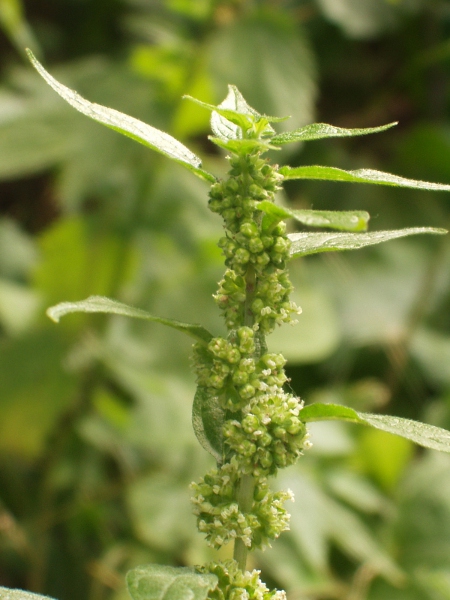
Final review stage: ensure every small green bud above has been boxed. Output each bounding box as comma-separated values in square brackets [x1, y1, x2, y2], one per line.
[239, 383, 256, 400]
[222, 208, 236, 222]
[251, 298, 264, 314]
[232, 369, 249, 386]
[272, 222, 286, 235]
[235, 248, 251, 264]
[255, 252, 270, 267]
[248, 237, 264, 253]
[226, 178, 240, 193]
[242, 414, 259, 433]
[261, 235, 274, 249]
[240, 221, 259, 238]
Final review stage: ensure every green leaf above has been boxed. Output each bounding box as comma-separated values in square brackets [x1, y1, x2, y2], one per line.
[279, 164, 450, 191]
[301, 403, 450, 453]
[192, 385, 224, 464]
[208, 136, 277, 155]
[257, 200, 370, 232]
[0, 588, 56, 600]
[127, 565, 217, 600]
[271, 121, 397, 145]
[47, 295, 214, 344]
[26, 49, 215, 183]
[185, 85, 285, 140]
[288, 227, 447, 258]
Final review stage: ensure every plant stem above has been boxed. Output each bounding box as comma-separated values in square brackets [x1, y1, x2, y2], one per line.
[233, 473, 255, 570]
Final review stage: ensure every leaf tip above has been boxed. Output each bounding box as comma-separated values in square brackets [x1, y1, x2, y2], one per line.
[46, 306, 61, 323]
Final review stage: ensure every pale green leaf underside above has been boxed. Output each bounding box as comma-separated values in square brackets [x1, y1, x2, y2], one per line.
[0, 589, 56, 600]
[127, 565, 218, 600]
[288, 227, 447, 258]
[47, 295, 213, 344]
[192, 385, 224, 464]
[257, 200, 369, 232]
[271, 121, 397, 145]
[26, 50, 215, 183]
[279, 165, 450, 191]
[301, 403, 450, 453]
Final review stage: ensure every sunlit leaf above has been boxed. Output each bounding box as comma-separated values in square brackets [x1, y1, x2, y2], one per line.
[47, 295, 214, 344]
[288, 227, 447, 258]
[271, 121, 397, 145]
[127, 565, 217, 600]
[0, 588, 56, 600]
[192, 385, 224, 464]
[26, 49, 215, 182]
[279, 164, 450, 191]
[257, 200, 369, 232]
[301, 403, 450, 453]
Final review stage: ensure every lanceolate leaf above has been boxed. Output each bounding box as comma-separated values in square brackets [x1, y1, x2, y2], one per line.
[47, 296, 214, 344]
[26, 50, 215, 183]
[192, 385, 224, 464]
[300, 404, 450, 453]
[279, 165, 450, 191]
[271, 121, 397, 145]
[257, 200, 370, 232]
[127, 565, 218, 600]
[288, 227, 447, 258]
[0, 589, 56, 600]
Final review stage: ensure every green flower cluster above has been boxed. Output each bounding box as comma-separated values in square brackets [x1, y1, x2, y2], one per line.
[197, 560, 286, 600]
[191, 458, 293, 550]
[191, 142, 310, 557]
[210, 152, 301, 334]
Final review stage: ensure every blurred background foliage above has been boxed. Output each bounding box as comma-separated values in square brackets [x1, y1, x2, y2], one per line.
[1, 1, 450, 599]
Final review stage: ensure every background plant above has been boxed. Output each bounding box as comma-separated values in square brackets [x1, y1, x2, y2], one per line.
[1, 2, 450, 600]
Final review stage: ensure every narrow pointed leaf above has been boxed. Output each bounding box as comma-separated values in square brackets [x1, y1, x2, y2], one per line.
[192, 385, 224, 464]
[47, 295, 213, 344]
[127, 565, 218, 600]
[279, 164, 450, 191]
[26, 49, 215, 183]
[288, 227, 447, 258]
[257, 200, 369, 232]
[0, 589, 56, 600]
[271, 121, 397, 145]
[301, 403, 450, 453]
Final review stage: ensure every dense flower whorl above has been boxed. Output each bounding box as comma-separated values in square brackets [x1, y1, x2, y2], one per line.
[197, 560, 286, 600]
[191, 459, 294, 550]
[224, 391, 310, 478]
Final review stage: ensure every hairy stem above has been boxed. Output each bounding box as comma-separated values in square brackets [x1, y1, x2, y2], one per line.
[233, 474, 255, 570]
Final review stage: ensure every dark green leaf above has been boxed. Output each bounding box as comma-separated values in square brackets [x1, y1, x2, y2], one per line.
[301, 404, 450, 453]
[26, 50, 215, 183]
[192, 385, 224, 463]
[47, 295, 214, 344]
[257, 200, 370, 232]
[0, 588, 56, 600]
[279, 164, 450, 191]
[271, 121, 397, 145]
[288, 227, 447, 258]
[127, 565, 217, 600]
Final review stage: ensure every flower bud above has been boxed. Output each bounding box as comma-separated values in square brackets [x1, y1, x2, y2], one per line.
[248, 237, 264, 253]
[240, 221, 259, 238]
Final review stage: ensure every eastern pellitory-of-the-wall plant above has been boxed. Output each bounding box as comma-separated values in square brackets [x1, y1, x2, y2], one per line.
[3, 49, 450, 600]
